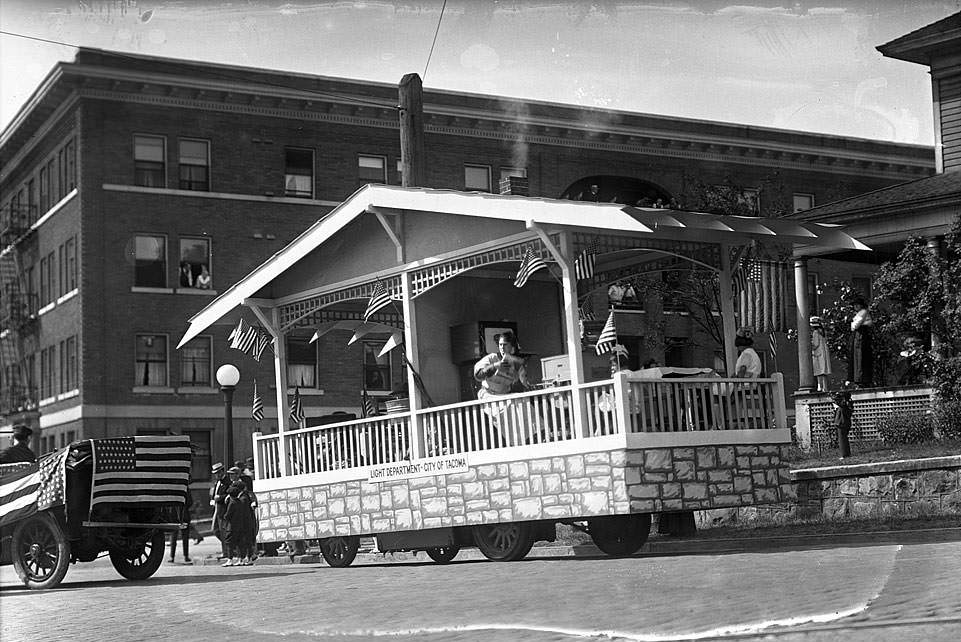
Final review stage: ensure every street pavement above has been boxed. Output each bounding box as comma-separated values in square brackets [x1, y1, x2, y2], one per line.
[2, 533, 960, 641]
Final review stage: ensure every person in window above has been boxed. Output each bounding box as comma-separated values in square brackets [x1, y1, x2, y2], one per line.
[195, 264, 212, 289]
[179, 261, 194, 287]
[846, 297, 873, 388]
[0, 424, 36, 463]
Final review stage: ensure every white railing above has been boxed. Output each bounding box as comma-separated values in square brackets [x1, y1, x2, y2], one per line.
[253, 373, 786, 480]
[620, 374, 786, 433]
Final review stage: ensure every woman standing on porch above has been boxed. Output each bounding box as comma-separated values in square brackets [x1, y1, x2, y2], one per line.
[473, 330, 532, 446]
[847, 298, 874, 388]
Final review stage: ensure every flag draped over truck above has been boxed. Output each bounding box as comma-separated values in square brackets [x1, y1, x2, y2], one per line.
[0, 448, 69, 527]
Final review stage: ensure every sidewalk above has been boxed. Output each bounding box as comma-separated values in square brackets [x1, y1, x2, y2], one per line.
[192, 522, 961, 567]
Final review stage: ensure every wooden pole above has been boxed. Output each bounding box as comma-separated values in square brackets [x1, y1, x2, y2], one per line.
[398, 73, 425, 188]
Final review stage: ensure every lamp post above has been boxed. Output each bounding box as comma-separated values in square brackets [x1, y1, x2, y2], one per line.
[216, 364, 240, 467]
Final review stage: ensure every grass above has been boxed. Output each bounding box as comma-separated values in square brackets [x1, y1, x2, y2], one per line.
[783, 438, 961, 469]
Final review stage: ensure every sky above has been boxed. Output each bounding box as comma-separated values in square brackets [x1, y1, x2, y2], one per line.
[1, 1, 959, 144]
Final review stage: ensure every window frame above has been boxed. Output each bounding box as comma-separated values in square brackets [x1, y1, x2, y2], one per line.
[286, 334, 317, 388]
[178, 236, 212, 290]
[464, 164, 492, 192]
[179, 335, 213, 387]
[284, 147, 315, 199]
[134, 134, 167, 188]
[178, 138, 210, 191]
[135, 333, 169, 388]
[358, 154, 388, 185]
[793, 193, 814, 213]
[134, 234, 168, 288]
[362, 340, 393, 393]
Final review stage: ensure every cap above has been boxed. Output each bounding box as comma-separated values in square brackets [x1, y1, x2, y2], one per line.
[211, 462, 224, 474]
[227, 466, 241, 474]
[12, 424, 32, 440]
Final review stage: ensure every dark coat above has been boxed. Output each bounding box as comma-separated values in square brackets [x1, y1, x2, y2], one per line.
[223, 494, 253, 546]
[0, 442, 37, 464]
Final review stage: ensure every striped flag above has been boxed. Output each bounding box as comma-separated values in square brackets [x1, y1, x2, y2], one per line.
[252, 331, 272, 362]
[89, 436, 191, 511]
[364, 281, 392, 322]
[251, 379, 264, 422]
[229, 318, 258, 353]
[362, 391, 378, 418]
[1, 462, 39, 527]
[578, 296, 596, 321]
[289, 386, 305, 426]
[595, 311, 618, 355]
[574, 237, 599, 281]
[769, 331, 778, 364]
[514, 246, 548, 288]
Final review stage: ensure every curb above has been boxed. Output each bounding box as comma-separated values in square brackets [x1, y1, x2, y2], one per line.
[194, 525, 961, 567]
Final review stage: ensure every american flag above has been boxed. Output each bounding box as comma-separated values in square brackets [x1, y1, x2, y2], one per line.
[290, 386, 305, 426]
[0, 449, 69, 527]
[229, 318, 259, 353]
[364, 281, 392, 322]
[769, 331, 779, 364]
[252, 379, 264, 422]
[514, 246, 548, 288]
[251, 331, 272, 362]
[362, 391, 378, 418]
[595, 311, 618, 355]
[89, 436, 190, 511]
[578, 296, 596, 321]
[574, 237, 599, 281]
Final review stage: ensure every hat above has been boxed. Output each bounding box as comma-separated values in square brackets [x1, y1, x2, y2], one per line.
[227, 466, 241, 474]
[211, 462, 224, 475]
[12, 424, 32, 440]
[809, 316, 822, 325]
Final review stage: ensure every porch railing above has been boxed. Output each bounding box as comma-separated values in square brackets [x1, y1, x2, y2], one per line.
[253, 373, 785, 480]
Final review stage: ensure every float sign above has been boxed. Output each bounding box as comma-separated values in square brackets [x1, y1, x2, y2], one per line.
[368, 454, 469, 482]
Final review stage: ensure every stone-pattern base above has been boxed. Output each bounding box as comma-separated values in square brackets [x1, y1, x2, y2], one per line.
[257, 444, 793, 543]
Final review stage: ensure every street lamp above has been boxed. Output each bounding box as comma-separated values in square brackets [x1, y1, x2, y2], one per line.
[216, 363, 240, 467]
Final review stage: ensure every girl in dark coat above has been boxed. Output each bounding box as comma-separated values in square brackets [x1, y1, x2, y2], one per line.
[221, 481, 253, 566]
[847, 298, 873, 387]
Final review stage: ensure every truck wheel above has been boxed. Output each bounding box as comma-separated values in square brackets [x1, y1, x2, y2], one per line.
[472, 522, 534, 561]
[109, 532, 166, 580]
[589, 514, 652, 557]
[319, 535, 359, 567]
[12, 512, 71, 590]
[425, 546, 460, 564]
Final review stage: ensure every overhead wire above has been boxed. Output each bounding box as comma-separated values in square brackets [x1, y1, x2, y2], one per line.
[422, 0, 447, 82]
[0, 29, 397, 111]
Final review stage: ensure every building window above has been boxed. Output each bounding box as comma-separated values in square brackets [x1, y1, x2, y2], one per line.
[46, 158, 57, 204]
[363, 341, 391, 392]
[59, 337, 77, 393]
[39, 256, 48, 306]
[65, 138, 77, 192]
[26, 179, 36, 225]
[41, 345, 57, 399]
[39, 166, 49, 213]
[182, 429, 212, 483]
[179, 237, 211, 289]
[358, 155, 387, 185]
[500, 167, 527, 180]
[135, 235, 167, 288]
[284, 148, 314, 198]
[793, 193, 814, 213]
[136, 334, 168, 387]
[286, 335, 316, 388]
[180, 336, 212, 387]
[178, 139, 210, 191]
[39, 251, 56, 307]
[464, 164, 491, 192]
[65, 236, 77, 292]
[134, 135, 166, 188]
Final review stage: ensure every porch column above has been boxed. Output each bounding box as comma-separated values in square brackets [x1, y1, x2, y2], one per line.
[253, 306, 291, 476]
[926, 236, 943, 354]
[718, 243, 738, 376]
[401, 270, 426, 458]
[793, 257, 813, 392]
[557, 232, 590, 437]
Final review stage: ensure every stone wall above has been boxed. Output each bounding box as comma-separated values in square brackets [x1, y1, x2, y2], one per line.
[257, 443, 793, 543]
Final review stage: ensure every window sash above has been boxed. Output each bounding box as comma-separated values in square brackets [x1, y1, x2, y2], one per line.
[135, 235, 167, 288]
[464, 165, 491, 192]
[285, 149, 314, 198]
[180, 336, 211, 386]
[179, 238, 211, 289]
[286, 335, 317, 388]
[358, 155, 387, 184]
[135, 136, 166, 187]
[363, 341, 392, 392]
[793, 193, 814, 212]
[135, 334, 168, 387]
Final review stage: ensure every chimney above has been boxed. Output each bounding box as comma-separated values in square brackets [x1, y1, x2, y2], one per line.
[499, 176, 529, 196]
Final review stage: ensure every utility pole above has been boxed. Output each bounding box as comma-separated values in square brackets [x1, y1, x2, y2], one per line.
[398, 73, 425, 188]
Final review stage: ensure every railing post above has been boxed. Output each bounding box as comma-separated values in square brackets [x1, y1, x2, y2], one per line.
[773, 372, 788, 431]
[252, 431, 262, 479]
[613, 371, 632, 435]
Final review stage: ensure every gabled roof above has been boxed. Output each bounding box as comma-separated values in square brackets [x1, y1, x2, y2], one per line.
[178, 185, 869, 347]
[792, 171, 961, 222]
[877, 11, 961, 65]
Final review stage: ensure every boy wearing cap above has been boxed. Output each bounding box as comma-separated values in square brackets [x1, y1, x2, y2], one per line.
[0, 424, 37, 463]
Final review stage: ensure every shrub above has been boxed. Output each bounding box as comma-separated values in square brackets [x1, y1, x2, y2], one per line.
[934, 400, 961, 441]
[875, 412, 934, 445]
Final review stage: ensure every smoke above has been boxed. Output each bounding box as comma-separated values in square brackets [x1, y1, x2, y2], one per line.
[498, 98, 530, 171]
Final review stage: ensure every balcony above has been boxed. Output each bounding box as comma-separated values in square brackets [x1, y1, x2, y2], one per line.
[0, 202, 36, 247]
[0, 290, 38, 333]
[0, 384, 39, 416]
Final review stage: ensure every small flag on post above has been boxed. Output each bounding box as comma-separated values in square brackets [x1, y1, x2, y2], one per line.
[362, 391, 378, 418]
[364, 281, 392, 322]
[289, 386, 304, 426]
[514, 246, 548, 288]
[574, 237, 599, 281]
[252, 331, 272, 362]
[251, 380, 264, 422]
[595, 311, 617, 355]
[769, 331, 778, 364]
[578, 296, 596, 321]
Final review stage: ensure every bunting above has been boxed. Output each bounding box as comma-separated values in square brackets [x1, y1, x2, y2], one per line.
[364, 281, 392, 322]
[595, 311, 617, 355]
[289, 386, 305, 426]
[514, 246, 548, 288]
[252, 379, 264, 422]
[574, 237, 599, 281]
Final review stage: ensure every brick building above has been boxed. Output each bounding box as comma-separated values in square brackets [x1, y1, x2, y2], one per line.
[0, 48, 933, 485]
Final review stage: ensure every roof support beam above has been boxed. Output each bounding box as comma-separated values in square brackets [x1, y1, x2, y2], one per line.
[369, 207, 404, 263]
